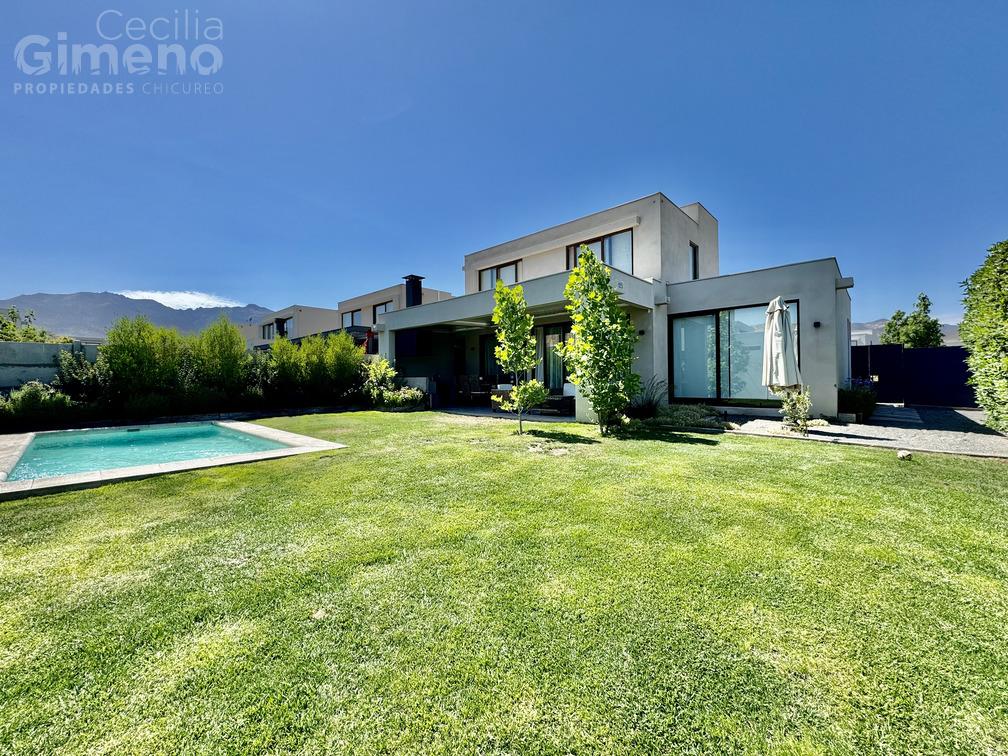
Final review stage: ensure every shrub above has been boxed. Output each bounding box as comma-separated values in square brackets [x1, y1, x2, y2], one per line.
[378, 385, 427, 410]
[961, 240, 1008, 432]
[268, 337, 304, 403]
[0, 381, 75, 429]
[195, 317, 249, 396]
[363, 357, 398, 404]
[101, 317, 185, 402]
[779, 387, 812, 436]
[626, 376, 667, 420]
[5, 317, 368, 428]
[53, 350, 108, 404]
[838, 379, 877, 421]
[363, 357, 426, 410]
[300, 332, 364, 403]
[246, 349, 274, 401]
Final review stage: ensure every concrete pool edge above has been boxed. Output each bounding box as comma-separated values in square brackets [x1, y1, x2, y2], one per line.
[0, 420, 345, 501]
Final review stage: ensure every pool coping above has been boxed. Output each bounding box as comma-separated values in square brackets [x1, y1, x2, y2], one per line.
[0, 420, 345, 501]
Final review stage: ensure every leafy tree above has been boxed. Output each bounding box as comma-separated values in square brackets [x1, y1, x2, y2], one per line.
[54, 350, 109, 404]
[268, 337, 305, 401]
[556, 245, 640, 435]
[880, 293, 943, 348]
[101, 317, 185, 402]
[0, 307, 69, 343]
[196, 317, 249, 396]
[300, 332, 365, 402]
[491, 278, 544, 433]
[961, 240, 1008, 432]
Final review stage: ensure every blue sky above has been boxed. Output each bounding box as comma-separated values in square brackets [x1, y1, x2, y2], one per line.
[2, 1, 1005, 322]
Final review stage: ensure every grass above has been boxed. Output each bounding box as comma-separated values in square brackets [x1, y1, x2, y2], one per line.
[1, 411, 1006, 754]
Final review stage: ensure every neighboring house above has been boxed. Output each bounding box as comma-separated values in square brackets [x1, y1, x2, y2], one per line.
[241, 282, 453, 353]
[335, 278, 453, 354]
[240, 305, 343, 350]
[379, 192, 853, 418]
[851, 329, 874, 347]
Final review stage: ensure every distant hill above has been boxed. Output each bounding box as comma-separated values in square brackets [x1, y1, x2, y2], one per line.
[0, 292, 272, 340]
[852, 319, 961, 346]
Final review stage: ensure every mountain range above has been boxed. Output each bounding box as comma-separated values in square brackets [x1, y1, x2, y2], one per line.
[0, 292, 273, 340]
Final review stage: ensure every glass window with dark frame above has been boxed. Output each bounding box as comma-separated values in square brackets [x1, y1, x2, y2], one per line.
[373, 301, 393, 320]
[262, 323, 274, 340]
[671, 302, 799, 401]
[478, 261, 519, 291]
[342, 310, 362, 329]
[690, 242, 700, 280]
[566, 228, 633, 273]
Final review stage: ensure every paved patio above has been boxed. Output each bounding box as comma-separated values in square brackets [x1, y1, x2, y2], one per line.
[728, 405, 1008, 459]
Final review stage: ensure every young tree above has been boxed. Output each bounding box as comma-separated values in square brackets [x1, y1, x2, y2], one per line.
[491, 278, 547, 434]
[556, 245, 640, 435]
[961, 240, 1008, 432]
[880, 293, 943, 348]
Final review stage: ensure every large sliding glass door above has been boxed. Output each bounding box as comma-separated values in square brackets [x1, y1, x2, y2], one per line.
[671, 302, 799, 401]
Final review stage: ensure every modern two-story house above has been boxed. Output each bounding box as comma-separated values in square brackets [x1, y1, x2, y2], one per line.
[378, 192, 853, 419]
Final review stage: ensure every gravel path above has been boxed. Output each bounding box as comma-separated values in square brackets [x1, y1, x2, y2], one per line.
[728, 406, 1008, 459]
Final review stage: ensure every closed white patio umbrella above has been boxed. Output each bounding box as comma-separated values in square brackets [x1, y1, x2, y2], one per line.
[762, 296, 801, 392]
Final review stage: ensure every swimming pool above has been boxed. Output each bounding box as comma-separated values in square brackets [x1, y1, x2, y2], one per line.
[6, 422, 290, 482]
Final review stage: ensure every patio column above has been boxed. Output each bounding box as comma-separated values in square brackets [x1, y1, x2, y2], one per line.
[379, 327, 395, 364]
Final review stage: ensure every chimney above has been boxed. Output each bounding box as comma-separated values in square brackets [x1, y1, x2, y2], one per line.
[403, 274, 424, 307]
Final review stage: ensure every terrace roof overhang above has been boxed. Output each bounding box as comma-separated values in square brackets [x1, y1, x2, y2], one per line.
[379, 269, 656, 334]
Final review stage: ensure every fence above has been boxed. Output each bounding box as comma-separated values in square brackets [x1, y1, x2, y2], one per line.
[0, 342, 99, 391]
[851, 344, 976, 407]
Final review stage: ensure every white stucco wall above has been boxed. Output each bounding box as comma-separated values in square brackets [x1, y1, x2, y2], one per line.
[461, 194, 666, 294]
[666, 258, 852, 417]
[661, 200, 719, 282]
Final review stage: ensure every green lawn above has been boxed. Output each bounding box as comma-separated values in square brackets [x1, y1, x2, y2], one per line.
[1, 411, 1006, 754]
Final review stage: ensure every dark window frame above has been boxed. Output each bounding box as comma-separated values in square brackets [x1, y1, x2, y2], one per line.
[668, 299, 801, 402]
[566, 227, 634, 273]
[341, 309, 362, 329]
[690, 242, 700, 280]
[372, 301, 393, 321]
[478, 260, 521, 291]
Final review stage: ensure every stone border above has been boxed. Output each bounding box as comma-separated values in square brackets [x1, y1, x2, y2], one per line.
[0, 420, 345, 501]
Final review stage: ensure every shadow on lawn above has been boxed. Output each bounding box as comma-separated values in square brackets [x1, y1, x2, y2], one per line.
[612, 425, 722, 444]
[525, 429, 600, 445]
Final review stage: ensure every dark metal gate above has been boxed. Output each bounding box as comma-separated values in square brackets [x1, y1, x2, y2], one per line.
[851, 345, 976, 408]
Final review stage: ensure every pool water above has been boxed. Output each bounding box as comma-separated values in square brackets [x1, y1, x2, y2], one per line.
[8, 423, 288, 482]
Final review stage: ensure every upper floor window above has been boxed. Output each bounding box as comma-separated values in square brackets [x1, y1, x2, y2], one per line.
[479, 261, 519, 291]
[567, 228, 633, 273]
[262, 323, 275, 340]
[373, 301, 393, 320]
[690, 242, 700, 280]
[342, 309, 362, 329]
